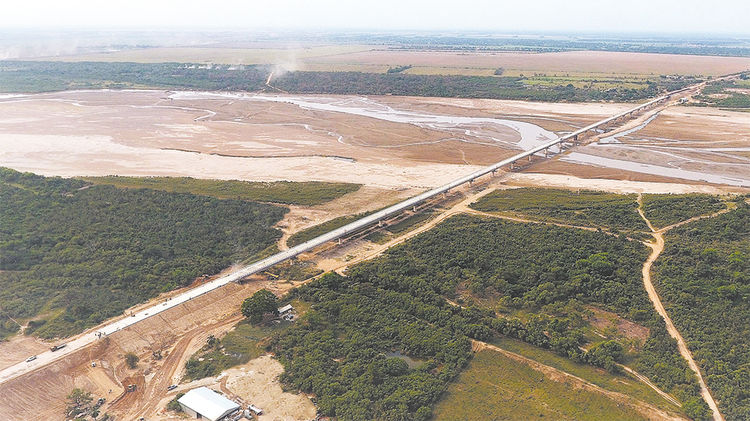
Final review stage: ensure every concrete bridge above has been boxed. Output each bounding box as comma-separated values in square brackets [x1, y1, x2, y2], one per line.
[0, 85, 693, 384]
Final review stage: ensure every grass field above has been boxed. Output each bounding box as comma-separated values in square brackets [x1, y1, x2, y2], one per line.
[79, 176, 361, 206]
[470, 188, 649, 232]
[490, 337, 680, 413]
[433, 349, 649, 421]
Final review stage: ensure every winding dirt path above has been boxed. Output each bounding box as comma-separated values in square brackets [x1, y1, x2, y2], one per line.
[636, 194, 724, 421]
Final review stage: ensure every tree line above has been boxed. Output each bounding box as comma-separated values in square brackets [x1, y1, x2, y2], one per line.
[0, 168, 286, 338]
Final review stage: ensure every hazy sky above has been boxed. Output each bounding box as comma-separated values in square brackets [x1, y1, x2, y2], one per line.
[2, 0, 750, 34]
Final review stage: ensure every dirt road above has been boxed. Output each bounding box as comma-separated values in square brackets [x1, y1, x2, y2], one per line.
[637, 194, 725, 421]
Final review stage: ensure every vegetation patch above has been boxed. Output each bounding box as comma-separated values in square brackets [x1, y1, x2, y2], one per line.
[184, 319, 292, 380]
[286, 214, 363, 247]
[285, 203, 396, 247]
[653, 203, 750, 420]
[491, 336, 678, 412]
[1, 61, 698, 102]
[692, 75, 750, 108]
[432, 349, 648, 421]
[471, 188, 648, 232]
[267, 259, 323, 281]
[272, 272, 473, 421]
[0, 168, 286, 338]
[641, 193, 727, 229]
[80, 176, 360, 206]
[384, 210, 436, 235]
[269, 214, 688, 419]
[273, 71, 697, 103]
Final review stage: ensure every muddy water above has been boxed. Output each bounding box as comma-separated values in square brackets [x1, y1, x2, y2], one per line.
[598, 113, 661, 144]
[564, 152, 750, 186]
[563, 110, 750, 187]
[3, 89, 749, 187]
[168, 92, 559, 151]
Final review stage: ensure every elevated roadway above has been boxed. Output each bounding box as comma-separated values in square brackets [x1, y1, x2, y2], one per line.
[0, 87, 691, 384]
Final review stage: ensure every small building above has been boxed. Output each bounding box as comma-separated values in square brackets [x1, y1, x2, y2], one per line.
[278, 304, 294, 315]
[177, 387, 240, 421]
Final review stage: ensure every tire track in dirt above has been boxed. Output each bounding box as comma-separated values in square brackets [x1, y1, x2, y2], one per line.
[471, 340, 687, 421]
[637, 193, 725, 421]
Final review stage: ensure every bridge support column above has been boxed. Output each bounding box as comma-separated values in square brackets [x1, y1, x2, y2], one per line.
[528, 155, 531, 162]
[378, 220, 383, 227]
[338, 238, 342, 245]
[510, 161, 515, 170]
[413, 205, 417, 212]
[544, 148, 549, 158]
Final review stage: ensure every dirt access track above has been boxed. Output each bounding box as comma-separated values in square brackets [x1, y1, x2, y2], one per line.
[0, 276, 301, 421]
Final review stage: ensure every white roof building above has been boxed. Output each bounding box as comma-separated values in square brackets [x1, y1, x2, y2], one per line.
[278, 304, 294, 314]
[177, 387, 240, 421]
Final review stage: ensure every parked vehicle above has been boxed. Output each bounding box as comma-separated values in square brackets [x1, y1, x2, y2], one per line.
[167, 384, 178, 391]
[25, 355, 37, 362]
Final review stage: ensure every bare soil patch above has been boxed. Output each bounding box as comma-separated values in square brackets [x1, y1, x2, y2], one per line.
[0, 277, 304, 421]
[587, 307, 650, 345]
[222, 356, 316, 421]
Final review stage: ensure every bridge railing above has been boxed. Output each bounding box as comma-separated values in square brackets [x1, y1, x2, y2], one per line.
[224, 88, 687, 283]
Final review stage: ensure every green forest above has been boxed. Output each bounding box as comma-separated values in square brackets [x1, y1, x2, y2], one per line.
[641, 193, 728, 229]
[653, 202, 750, 420]
[0, 168, 286, 338]
[471, 187, 649, 233]
[0, 61, 697, 102]
[270, 214, 706, 420]
[80, 176, 360, 206]
[273, 71, 696, 103]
